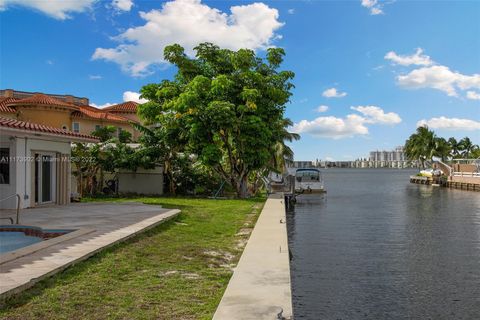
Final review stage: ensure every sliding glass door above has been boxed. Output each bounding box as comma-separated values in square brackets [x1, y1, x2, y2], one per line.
[34, 153, 56, 204]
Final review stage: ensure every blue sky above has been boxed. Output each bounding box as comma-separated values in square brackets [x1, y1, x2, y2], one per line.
[1, 0, 479, 160]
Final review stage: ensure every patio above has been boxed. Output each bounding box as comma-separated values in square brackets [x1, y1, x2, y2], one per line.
[0, 202, 180, 299]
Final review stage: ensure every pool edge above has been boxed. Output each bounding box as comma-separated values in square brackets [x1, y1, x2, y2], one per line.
[0, 228, 96, 265]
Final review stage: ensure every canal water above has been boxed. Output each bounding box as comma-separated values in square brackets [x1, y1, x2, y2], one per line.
[287, 169, 480, 319]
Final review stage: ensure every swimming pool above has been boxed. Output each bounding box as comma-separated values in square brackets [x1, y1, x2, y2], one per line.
[0, 226, 73, 254]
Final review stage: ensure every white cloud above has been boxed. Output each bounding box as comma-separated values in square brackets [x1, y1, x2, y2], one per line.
[385, 48, 433, 66]
[396, 65, 480, 97]
[370, 7, 383, 15]
[417, 117, 480, 131]
[92, 102, 115, 109]
[315, 105, 329, 113]
[291, 114, 369, 139]
[361, 0, 383, 15]
[287, 8, 294, 14]
[111, 0, 133, 11]
[386, 48, 480, 98]
[466, 91, 480, 100]
[91, 91, 147, 108]
[361, 0, 377, 8]
[322, 87, 347, 98]
[350, 106, 401, 124]
[92, 0, 283, 77]
[123, 91, 148, 103]
[89, 75, 103, 80]
[0, 0, 95, 19]
[292, 106, 401, 139]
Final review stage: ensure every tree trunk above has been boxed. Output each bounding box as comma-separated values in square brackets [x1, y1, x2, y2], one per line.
[236, 175, 249, 198]
[169, 175, 176, 195]
[99, 168, 104, 194]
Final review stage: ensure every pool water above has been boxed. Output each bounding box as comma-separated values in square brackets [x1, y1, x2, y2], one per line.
[0, 232, 42, 254]
[0, 226, 73, 254]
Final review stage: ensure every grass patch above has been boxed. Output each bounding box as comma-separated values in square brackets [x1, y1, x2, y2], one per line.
[0, 197, 265, 320]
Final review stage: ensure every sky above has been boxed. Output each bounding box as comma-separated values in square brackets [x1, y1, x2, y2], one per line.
[1, 0, 479, 161]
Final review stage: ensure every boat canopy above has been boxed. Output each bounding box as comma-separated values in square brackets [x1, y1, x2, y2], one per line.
[295, 168, 322, 182]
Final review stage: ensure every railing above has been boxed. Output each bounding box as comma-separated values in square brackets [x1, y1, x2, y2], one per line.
[451, 158, 480, 165]
[452, 172, 480, 178]
[431, 157, 453, 176]
[0, 194, 21, 224]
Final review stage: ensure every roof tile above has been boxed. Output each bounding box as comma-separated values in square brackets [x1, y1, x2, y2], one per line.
[0, 116, 98, 141]
[0, 97, 18, 113]
[73, 105, 135, 123]
[7, 93, 79, 110]
[102, 101, 139, 113]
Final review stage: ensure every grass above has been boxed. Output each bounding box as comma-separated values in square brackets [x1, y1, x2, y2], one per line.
[0, 197, 264, 320]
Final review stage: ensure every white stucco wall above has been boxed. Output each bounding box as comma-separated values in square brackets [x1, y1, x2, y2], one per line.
[118, 167, 164, 195]
[1, 135, 71, 209]
[0, 136, 17, 209]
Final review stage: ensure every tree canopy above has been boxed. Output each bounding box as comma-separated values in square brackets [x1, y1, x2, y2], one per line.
[404, 126, 479, 168]
[139, 43, 297, 197]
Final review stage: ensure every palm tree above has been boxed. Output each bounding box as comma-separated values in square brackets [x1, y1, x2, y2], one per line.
[448, 137, 461, 158]
[458, 137, 479, 158]
[471, 147, 480, 159]
[433, 137, 452, 161]
[269, 118, 300, 172]
[404, 126, 437, 168]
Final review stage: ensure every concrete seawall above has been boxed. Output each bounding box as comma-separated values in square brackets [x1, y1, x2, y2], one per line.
[213, 194, 293, 320]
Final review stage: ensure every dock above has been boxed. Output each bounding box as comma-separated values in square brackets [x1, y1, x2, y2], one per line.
[212, 194, 292, 320]
[410, 176, 433, 185]
[410, 172, 480, 192]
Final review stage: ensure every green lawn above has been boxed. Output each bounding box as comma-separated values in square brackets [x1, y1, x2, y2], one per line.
[0, 197, 264, 320]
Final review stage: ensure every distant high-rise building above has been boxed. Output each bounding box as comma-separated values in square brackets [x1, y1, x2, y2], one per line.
[369, 146, 405, 162]
[288, 161, 314, 168]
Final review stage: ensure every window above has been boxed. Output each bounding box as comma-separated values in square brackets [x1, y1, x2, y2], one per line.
[0, 148, 10, 184]
[95, 125, 101, 131]
[72, 122, 80, 133]
[117, 127, 122, 137]
[62, 125, 68, 130]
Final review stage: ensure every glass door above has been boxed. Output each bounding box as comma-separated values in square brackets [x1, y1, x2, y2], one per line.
[35, 153, 56, 204]
[41, 155, 52, 202]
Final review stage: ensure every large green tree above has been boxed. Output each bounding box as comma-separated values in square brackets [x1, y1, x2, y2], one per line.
[139, 43, 296, 198]
[404, 126, 454, 167]
[458, 137, 479, 158]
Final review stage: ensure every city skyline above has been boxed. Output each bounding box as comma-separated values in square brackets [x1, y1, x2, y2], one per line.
[1, 0, 479, 160]
[292, 145, 408, 163]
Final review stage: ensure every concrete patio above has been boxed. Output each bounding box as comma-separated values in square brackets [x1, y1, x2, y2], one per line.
[0, 202, 180, 299]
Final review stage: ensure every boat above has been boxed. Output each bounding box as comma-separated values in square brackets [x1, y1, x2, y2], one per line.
[294, 168, 326, 194]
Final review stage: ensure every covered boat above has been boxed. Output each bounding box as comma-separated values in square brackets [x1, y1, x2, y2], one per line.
[295, 168, 325, 194]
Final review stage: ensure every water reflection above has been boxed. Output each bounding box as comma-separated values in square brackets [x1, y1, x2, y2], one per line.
[287, 169, 480, 319]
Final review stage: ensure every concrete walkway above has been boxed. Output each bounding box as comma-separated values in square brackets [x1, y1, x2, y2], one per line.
[0, 202, 180, 299]
[213, 195, 293, 320]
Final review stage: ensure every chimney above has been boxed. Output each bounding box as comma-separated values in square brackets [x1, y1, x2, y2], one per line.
[64, 95, 74, 104]
[3, 89, 14, 98]
[80, 98, 89, 105]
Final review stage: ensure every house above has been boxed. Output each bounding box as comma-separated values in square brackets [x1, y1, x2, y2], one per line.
[0, 89, 141, 140]
[0, 116, 98, 209]
[102, 101, 141, 123]
[1, 90, 164, 200]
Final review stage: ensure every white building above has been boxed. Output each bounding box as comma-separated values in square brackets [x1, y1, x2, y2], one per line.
[288, 161, 314, 169]
[369, 146, 406, 162]
[0, 117, 97, 209]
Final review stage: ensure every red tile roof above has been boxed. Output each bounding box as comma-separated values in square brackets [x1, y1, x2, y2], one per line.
[7, 93, 79, 110]
[0, 97, 18, 113]
[72, 105, 133, 123]
[102, 101, 139, 113]
[0, 116, 98, 141]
